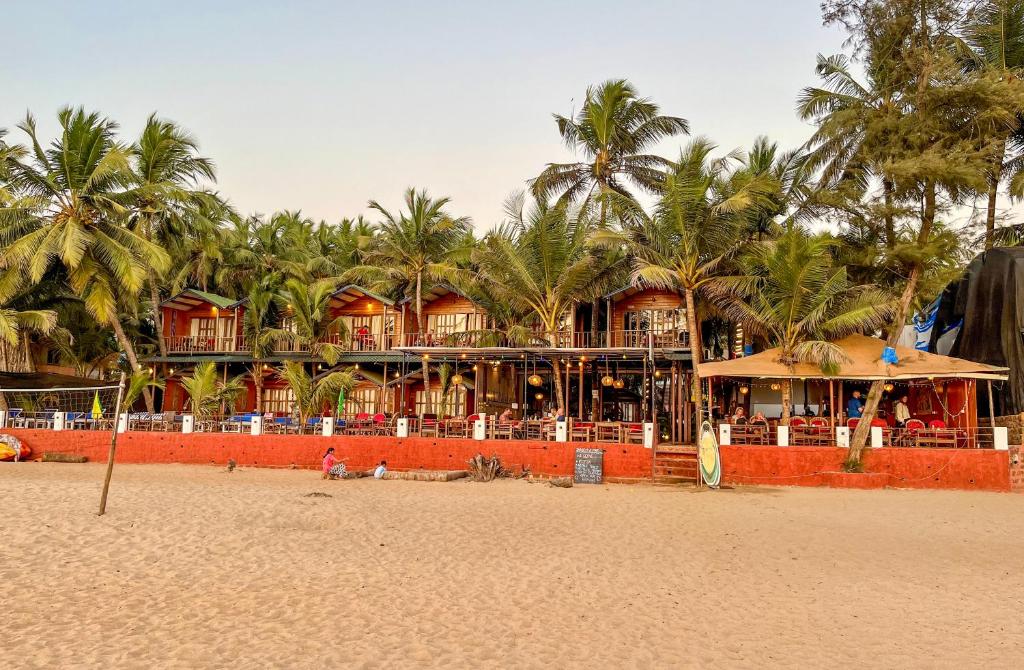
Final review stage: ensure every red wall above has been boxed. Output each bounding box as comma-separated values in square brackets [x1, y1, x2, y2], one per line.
[3, 430, 652, 482]
[720, 445, 1011, 492]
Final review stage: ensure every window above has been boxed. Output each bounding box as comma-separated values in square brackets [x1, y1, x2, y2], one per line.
[190, 318, 216, 339]
[415, 389, 465, 417]
[427, 313, 470, 336]
[345, 387, 394, 415]
[263, 387, 294, 414]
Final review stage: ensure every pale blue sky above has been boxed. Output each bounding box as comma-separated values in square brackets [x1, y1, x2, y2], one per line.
[4, 1, 846, 229]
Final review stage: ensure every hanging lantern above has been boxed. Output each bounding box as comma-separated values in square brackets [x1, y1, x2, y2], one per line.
[534, 392, 544, 400]
[601, 375, 615, 386]
[654, 370, 662, 378]
[883, 382, 894, 393]
[451, 374, 463, 385]
[739, 385, 749, 395]
[770, 382, 781, 391]
[614, 379, 625, 389]
[528, 374, 543, 386]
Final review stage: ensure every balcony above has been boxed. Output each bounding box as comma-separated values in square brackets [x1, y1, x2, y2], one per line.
[161, 332, 397, 355]
[396, 329, 691, 349]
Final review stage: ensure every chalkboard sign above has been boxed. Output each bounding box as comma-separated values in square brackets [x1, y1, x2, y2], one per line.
[574, 447, 604, 484]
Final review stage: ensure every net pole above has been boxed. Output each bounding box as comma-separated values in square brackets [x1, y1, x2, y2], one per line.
[98, 372, 127, 517]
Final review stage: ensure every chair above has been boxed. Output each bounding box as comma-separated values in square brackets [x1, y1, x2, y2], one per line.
[6, 408, 25, 428]
[846, 418, 860, 430]
[790, 417, 807, 427]
[928, 419, 947, 429]
[492, 419, 514, 440]
[622, 423, 644, 444]
[371, 413, 389, 435]
[570, 421, 594, 442]
[420, 414, 439, 438]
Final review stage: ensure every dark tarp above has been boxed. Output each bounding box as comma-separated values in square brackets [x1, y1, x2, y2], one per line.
[931, 247, 1024, 414]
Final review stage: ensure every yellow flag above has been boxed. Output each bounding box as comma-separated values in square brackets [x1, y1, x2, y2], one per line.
[91, 391, 103, 420]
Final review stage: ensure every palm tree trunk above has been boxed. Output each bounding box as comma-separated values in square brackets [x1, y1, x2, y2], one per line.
[849, 181, 936, 460]
[882, 179, 896, 249]
[417, 271, 431, 416]
[684, 288, 704, 420]
[780, 379, 793, 426]
[251, 364, 263, 413]
[551, 357, 565, 414]
[110, 316, 155, 413]
[984, 138, 1006, 249]
[149, 268, 168, 357]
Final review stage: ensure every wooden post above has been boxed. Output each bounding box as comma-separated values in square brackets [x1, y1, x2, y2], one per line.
[98, 372, 127, 516]
[988, 379, 997, 431]
[577, 361, 584, 419]
[829, 379, 835, 430]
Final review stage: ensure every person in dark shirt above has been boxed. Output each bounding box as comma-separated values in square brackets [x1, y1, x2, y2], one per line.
[846, 390, 864, 419]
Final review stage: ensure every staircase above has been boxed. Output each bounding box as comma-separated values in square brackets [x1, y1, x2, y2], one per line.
[653, 445, 699, 485]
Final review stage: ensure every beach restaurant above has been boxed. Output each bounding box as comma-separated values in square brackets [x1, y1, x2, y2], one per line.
[698, 335, 1010, 449]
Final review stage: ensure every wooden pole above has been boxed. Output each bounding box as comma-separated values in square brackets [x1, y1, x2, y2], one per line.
[988, 379, 996, 431]
[98, 372, 127, 516]
[829, 379, 835, 430]
[578, 361, 583, 419]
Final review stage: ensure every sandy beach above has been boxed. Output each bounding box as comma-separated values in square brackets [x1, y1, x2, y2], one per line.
[2, 463, 1023, 669]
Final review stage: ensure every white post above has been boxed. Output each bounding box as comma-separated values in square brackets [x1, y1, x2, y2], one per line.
[994, 426, 1009, 451]
[870, 426, 883, 449]
[182, 414, 195, 434]
[555, 419, 568, 443]
[0, 410, 7, 429]
[719, 423, 732, 446]
[396, 417, 410, 438]
[117, 413, 129, 434]
[835, 426, 850, 449]
[643, 422, 656, 449]
[776, 425, 789, 447]
[473, 413, 487, 440]
[250, 415, 263, 436]
[322, 416, 334, 437]
[53, 411, 66, 431]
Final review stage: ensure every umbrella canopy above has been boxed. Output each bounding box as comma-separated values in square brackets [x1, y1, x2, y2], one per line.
[697, 334, 1009, 381]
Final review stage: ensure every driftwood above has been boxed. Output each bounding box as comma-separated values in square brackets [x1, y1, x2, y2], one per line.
[42, 452, 88, 463]
[226, 459, 237, 472]
[549, 477, 573, 488]
[467, 453, 503, 482]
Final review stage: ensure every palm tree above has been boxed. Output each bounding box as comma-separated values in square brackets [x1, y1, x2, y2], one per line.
[126, 114, 219, 356]
[602, 139, 777, 404]
[276, 360, 355, 425]
[0, 306, 58, 372]
[277, 277, 348, 364]
[532, 79, 688, 210]
[180, 361, 245, 421]
[961, 1, 1024, 247]
[241, 286, 291, 413]
[348, 188, 471, 415]
[713, 227, 894, 425]
[473, 194, 618, 411]
[0, 108, 169, 411]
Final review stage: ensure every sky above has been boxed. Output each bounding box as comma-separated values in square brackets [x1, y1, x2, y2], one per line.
[3, 1, 848, 231]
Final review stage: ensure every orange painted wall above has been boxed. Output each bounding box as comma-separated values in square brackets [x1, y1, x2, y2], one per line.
[719, 445, 1010, 492]
[3, 430, 652, 481]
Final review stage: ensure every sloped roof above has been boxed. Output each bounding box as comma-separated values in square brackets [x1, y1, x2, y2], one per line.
[161, 289, 237, 311]
[697, 334, 1009, 380]
[329, 285, 395, 308]
[396, 284, 479, 306]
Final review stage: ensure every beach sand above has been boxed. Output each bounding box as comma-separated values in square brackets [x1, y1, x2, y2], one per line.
[2, 463, 1023, 669]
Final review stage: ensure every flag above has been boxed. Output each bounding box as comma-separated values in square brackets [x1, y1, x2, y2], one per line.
[91, 391, 103, 420]
[336, 389, 345, 417]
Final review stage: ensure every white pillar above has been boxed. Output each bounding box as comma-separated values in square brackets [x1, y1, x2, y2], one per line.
[0, 410, 7, 429]
[776, 425, 789, 447]
[322, 416, 334, 437]
[555, 419, 568, 442]
[643, 422, 656, 449]
[719, 423, 732, 446]
[117, 413, 129, 434]
[396, 417, 410, 438]
[994, 426, 1009, 451]
[182, 414, 195, 434]
[250, 415, 263, 436]
[870, 426, 883, 449]
[53, 411, 66, 431]
[473, 413, 487, 440]
[836, 426, 850, 449]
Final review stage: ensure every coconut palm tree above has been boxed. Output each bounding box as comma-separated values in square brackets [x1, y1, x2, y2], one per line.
[713, 227, 894, 425]
[0, 108, 169, 411]
[241, 286, 292, 413]
[601, 138, 777, 403]
[276, 360, 355, 425]
[277, 277, 348, 364]
[347, 188, 471, 415]
[961, 0, 1024, 247]
[180, 361, 245, 421]
[126, 114, 219, 356]
[473, 194, 619, 411]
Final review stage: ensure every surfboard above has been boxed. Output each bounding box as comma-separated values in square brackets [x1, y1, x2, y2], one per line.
[698, 420, 721, 488]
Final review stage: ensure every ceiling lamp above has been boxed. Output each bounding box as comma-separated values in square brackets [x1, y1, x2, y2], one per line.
[534, 392, 544, 400]
[451, 374, 463, 385]
[614, 379, 625, 389]
[883, 382, 894, 393]
[770, 382, 781, 391]
[528, 374, 543, 386]
[601, 375, 615, 386]
[739, 385, 749, 395]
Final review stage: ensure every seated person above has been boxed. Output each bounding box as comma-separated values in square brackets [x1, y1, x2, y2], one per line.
[894, 395, 911, 427]
[373, 460, 387, 479]
[750, 411, 768, 426]
[498, 408, 513, 424]
[731, 407, 747, 424]
[554, 407, 566, 422]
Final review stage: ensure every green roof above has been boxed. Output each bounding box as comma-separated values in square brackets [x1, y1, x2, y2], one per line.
[161, 288, 237, 310]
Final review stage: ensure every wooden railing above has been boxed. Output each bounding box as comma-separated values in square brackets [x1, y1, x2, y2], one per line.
[396, 329, 691, 349]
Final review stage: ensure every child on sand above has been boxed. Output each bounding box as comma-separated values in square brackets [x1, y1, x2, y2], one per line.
[374, 460, 387, 479]
[322, 447, 347, 480]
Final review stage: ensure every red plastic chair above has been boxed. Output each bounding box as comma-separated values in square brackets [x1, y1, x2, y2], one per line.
[905, 419, 926, 432]
[847, 418, 860, 430]
[790, 417, 807, 427]
[809, 417, 829, 428]
[928, 419, 947, 429]
[870, 418, 888, 428]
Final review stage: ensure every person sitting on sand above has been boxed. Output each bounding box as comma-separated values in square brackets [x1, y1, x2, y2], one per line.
[374, 460, 387, 479]
[322, 447, 347, 480]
